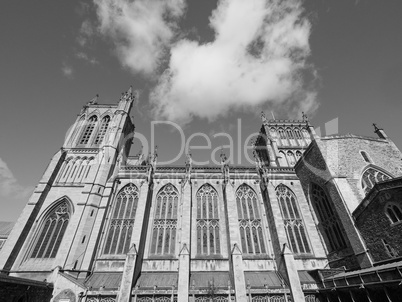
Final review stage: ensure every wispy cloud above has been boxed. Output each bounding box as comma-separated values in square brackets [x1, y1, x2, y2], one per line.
[93, 0, 186, 76]
[62, 63, 74, 78]
[77, 19, 95, 47]
[75, 51, 99, 65]
[0, 158, 32, 201]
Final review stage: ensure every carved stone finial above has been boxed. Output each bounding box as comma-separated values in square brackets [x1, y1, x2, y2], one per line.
[220, 147, 227, 164]
[261, 111, 267, 123]
[87, 94, 99, 105]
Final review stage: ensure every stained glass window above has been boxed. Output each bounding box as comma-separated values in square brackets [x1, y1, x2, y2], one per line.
[236, 184, 266, 254]
[311, 183, 346, 252]
[276, 184, 310, 254]
[196, 184, 220, 255]
[31, 200, 71, 258]
[103, 184, 139, 254]
[150, 184, 178, 255]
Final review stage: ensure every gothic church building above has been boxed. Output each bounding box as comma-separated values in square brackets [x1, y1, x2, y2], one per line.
[1, 88, 402, 302]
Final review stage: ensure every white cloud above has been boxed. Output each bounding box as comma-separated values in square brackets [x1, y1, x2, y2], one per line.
[93, 0, 186, 76]
[62, 63, 74, 78]
[151, 0, 317, 124]
[92, 0, 318, 123]
[0, 158, 32, 200]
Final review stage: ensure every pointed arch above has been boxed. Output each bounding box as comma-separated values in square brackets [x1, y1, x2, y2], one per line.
[236, 184, 266, 254]
[94, 115, 110, 145]
[294, 128, 302, 139]
[361, 165, 393, 195]
[286, 151, 296, 166]
[79, 115, 98, 145]
[150, 184, 179, 255]
[30, 197, 73, 258]
[278, 128, 288, 146]
[196, 184, 220, 255]
[310, 183, 346, 252]
[278, 151, 289, 167]
[276, 184, 311, 254]
[103, 183, 139, 255]
[286, 128, 294, 139]
[385, 202, 402, 224]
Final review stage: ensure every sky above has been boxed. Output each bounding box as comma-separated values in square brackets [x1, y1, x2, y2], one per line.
[1, 0, 402, 221]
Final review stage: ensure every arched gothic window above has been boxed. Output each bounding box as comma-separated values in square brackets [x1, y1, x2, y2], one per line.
[295, 151, 302, 160]
[79, 115, 97, 145]
[311, 183, 346, 252]
[270, 128, 277, 138]
[94, 116, 110, 145]
[361, 167, 392, 195]
[150, 184, 178, 255]
[278, 128, 286, 139]
[236, 184, 266, 254]
[286, 128, 294, 139]
[294, 128, 302, 139]
[385, 203, 402, 224]
[30, 200, 71, 258]
[276, 185, 310, 254]
[196, 184, 220, 255]
[103, 184, 139, 255]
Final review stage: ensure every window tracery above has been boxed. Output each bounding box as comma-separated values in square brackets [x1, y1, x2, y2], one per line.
[361, 167, 392, 195]
[150, 184, 178, 255]
[94, 116, 110, 145]
[236, 184, 266, 254]
[103, 184, 139, 255]
[386, 203, 402, 224]
[276, 185, 310, 254]
[30, 200, 71, 258]
[294, 128, 302, 139]
[196, 184, 220, 255]
[311, 183, 346, 252]
[79, 115, 97, 145]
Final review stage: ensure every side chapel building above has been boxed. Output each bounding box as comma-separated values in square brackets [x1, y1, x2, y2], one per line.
[1, 87, 402, 302]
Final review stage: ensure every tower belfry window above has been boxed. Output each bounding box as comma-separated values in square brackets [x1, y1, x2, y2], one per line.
[94, 116, 110, 145]
[30, 200, 71, 259]
[196, 184, 220, 255]
[79, 115, 97, 145]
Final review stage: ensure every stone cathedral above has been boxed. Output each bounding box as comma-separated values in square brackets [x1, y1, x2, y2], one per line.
[2, 88, 402, 302]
